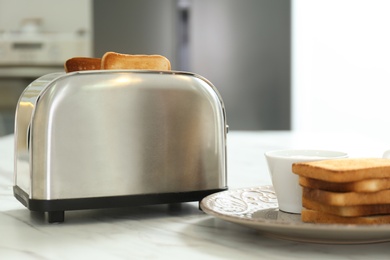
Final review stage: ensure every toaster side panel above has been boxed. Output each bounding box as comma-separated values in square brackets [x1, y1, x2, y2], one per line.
[30, 72, 227, 200]
[14, 73, 64, 198]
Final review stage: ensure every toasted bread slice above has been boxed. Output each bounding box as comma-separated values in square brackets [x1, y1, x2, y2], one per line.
[299, 176, 390, 192]
[65, 57, 101, 72]
[302, 209, 390, 224]
[303, 187, 390, 206]
[101, 52, 171, 70]
[293, 158, 390, 183]
[302, 197, 390, 217]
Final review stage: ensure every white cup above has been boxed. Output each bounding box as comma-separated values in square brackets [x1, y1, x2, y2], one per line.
[264, 149, 348, 214]
[383, 150, 390, 159]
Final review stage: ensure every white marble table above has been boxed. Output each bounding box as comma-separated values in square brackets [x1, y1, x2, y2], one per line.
[1, 131, 390, 259]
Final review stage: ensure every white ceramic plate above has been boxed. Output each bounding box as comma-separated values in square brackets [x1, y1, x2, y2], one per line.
[200, 185, 390, 244]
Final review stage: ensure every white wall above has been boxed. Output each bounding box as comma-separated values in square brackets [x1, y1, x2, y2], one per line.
[292, 0, 390, 134]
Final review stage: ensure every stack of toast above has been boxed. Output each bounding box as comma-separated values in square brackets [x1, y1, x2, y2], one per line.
[292, 158, 390, 224]
[64, 52, 171, 72]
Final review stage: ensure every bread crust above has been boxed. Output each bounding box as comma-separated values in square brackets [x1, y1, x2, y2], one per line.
[299, 176, 390, 192]
[303, 187, 390, 206]
[101, 52, 171, 70]
[293, 158, 390, 182]
[65, 57, 101, 72]
[303, 197, 390, 217]
[302, 209, 390, 224]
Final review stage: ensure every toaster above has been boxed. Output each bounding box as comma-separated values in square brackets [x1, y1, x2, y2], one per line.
[14, 70, 228, 223]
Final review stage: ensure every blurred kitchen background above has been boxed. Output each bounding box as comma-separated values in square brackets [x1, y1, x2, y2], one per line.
[1, 0, 389, 137]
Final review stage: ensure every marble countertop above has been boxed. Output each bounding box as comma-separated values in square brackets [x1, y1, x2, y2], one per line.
[1, 131, 390, 259]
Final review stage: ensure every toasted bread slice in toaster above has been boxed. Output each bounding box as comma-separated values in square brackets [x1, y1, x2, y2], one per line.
[299, 176, 390, 192]
[302, 209, 390, 224]
[64, 57, 101, 72]
[101, 52, 171, 70]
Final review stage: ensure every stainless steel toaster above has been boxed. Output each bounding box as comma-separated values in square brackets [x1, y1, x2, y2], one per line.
[14, 70, 228, 223]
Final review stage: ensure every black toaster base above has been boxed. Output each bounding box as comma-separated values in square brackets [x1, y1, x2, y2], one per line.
[13, 185, 227, 223]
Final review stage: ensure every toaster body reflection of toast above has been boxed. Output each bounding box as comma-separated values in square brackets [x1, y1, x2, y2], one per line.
[14, 71, 228, 223]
